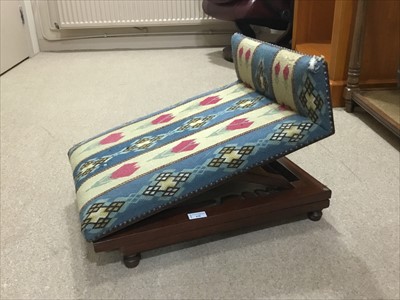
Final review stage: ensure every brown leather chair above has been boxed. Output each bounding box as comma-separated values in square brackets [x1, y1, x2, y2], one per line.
[203, 0, 293, 61]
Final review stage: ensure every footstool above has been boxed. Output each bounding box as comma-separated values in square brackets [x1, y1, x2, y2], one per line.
[68, 33, 334, 267]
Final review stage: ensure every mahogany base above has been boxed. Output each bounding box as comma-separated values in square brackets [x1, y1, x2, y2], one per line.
[92, 157, 331, 268]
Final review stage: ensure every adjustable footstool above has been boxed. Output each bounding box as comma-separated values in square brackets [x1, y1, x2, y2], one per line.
[68, 33, 334, 268]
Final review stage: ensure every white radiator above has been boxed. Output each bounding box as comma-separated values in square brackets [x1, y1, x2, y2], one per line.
[55, 0, 215, 29]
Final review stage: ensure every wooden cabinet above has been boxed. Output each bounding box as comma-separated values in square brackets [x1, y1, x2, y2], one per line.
[344, 0, 400, 137]
[292, 0, 399, 107]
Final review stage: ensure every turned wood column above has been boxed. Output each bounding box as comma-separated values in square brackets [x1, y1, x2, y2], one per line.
[344, 0, 368, 112]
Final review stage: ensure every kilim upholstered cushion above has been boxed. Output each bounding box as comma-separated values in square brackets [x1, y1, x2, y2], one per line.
[68, 33, 334, 241]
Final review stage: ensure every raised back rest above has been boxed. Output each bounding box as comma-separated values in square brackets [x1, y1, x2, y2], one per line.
[232, 33, 333, 132]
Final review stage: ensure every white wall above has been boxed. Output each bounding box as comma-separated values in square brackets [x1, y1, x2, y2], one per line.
[30, 0, 237, 52]
[29, 0, 282, 52]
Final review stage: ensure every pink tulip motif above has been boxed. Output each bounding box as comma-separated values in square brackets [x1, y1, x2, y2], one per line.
[151, 114, 174, 125]
[110, 163, 139, 179]
[200, 96, 221, 106]
[245, 49, 251, 62]
[283, 65, 290, 80]
[278, 104, 288, 111]
[274, 62, 281, 76]
[239, 47, 244, 58]
[99, 132, 124, 145]
[226, 118, 254, 130]
[171, 139, 199, 153]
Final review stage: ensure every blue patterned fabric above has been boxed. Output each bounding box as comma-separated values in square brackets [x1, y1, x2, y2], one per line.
[68, 33, 334, 242]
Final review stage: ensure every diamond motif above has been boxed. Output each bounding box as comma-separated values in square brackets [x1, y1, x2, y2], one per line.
[76, 156, 111, 179]
[299, 74, 324, 122]
[82, 201, 125, 230]
[143, 172, 191, 197]
[177, 115, 215, 131]
[208, 145, 255, 169]
[227, 96, 263, 111]
[255, 61, 268, 93]
[270, 122, 313, 143]
[124, 135, 165, 152]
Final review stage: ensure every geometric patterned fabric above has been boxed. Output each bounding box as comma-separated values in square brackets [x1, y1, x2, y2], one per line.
[68, 33, 335, 241]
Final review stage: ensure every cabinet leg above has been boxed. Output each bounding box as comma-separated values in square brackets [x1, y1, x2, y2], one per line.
[123, 253, 141, 268]
[308, 210, 323, 222]
[345, 99, 355, 113]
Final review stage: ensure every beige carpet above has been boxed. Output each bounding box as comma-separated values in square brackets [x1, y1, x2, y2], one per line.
[1, 49, 399, 300]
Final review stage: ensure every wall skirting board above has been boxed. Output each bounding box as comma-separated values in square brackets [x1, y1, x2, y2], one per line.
[37, 32, 236, 52]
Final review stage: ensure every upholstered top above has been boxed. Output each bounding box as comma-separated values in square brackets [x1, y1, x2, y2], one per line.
[68, 33, 334, 241]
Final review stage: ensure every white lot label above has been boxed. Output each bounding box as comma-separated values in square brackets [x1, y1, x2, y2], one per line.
[187, 211, 207, 220]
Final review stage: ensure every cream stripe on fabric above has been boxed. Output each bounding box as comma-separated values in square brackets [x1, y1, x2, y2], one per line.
[70, 83, 253, 169]
[271, 50, 303, 111]
[236, 38, 260, 89]
[77, 104, 296, 210]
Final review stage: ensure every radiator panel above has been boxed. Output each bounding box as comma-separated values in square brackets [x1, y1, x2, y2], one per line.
[55, 0, 215, 29]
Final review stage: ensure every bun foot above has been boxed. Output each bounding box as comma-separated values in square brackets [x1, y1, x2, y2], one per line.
[308, 210, 323, 221]
[222, 46, 233, 62]
[123, 253, 141, 268]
